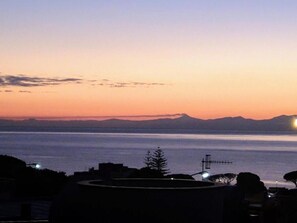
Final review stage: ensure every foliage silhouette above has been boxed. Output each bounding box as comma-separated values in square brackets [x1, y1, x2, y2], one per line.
[236, 172, 266, 194]
[0, 155, 67, 197]
[208, 173, 237, 184]
[151, 148, 169, 175]
[283, 171, 297, 187]
[0, 155, 27, 178]
[144, 150, 153, 169]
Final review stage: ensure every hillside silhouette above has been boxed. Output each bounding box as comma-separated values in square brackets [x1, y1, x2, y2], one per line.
[0, 114, 296, 133]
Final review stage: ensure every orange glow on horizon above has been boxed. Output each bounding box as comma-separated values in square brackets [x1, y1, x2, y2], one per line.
[1, 79, 296, 121]
[1, 1, 297, 121]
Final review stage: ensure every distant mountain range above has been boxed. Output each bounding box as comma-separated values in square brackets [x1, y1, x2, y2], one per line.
[0, 114, 296, 133]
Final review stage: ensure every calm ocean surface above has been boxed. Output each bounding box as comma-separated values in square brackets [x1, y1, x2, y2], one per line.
[1, 131, 297, 188]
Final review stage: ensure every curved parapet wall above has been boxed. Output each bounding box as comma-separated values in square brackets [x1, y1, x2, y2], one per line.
[50, 178, 227, 223]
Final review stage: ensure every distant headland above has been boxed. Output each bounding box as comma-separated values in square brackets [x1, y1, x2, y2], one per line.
[0, 114, 296, 133]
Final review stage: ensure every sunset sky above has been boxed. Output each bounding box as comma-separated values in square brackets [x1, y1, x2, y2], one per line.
[1, 1, 297, 119]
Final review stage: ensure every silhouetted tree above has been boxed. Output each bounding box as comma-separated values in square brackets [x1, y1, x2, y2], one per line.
[0, 155, 68, 197]
[284, 171, 297, 187]
[0, 155, 26, 177]
[151, 147, 169, 175]
[144, 150, 153, 168]
[236, 172, 266, 194]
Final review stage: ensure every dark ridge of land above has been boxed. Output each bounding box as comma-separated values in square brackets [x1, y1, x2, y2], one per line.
[0, 114, 296, 133]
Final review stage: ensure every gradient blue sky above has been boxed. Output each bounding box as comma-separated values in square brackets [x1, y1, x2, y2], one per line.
[1, 1, 297, 119]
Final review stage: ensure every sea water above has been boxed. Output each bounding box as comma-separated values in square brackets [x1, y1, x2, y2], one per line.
[1, 131, 297, 188]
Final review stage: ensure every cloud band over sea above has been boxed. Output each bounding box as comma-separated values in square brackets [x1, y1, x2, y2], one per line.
[0, 74, 167, 92]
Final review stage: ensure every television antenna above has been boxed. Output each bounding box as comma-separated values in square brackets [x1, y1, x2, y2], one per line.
[201, 154, 232, 171]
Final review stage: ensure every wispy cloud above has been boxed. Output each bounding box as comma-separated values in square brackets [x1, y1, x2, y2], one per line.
[0, 74, 168, 89]
[19, 90, 32, 93]
[93, 80, 166, 88]
[0, 75, 82, 87]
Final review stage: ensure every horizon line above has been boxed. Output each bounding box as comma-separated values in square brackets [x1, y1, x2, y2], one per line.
[0, 113, 185, 121]
[0, 113, 296, 121]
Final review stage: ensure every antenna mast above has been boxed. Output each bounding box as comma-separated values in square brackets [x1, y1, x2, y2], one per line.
[201, 154, 232, 171]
